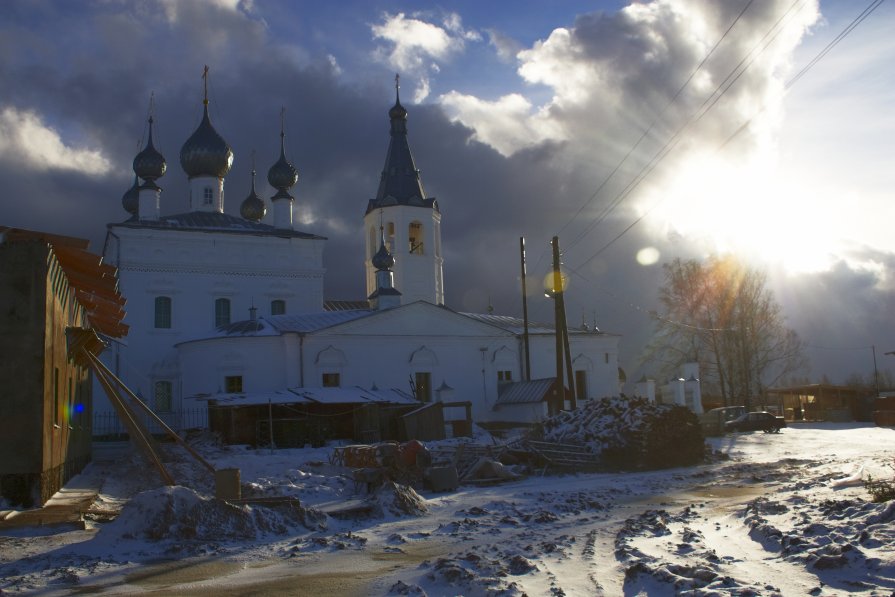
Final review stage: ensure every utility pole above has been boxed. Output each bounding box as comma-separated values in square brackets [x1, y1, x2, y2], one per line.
[519, 237, 531, 381]
[872, 345, 880, 396]
[550, 236, 576, 413]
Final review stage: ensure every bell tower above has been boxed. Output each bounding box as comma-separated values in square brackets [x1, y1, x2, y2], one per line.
[363, 75, 444, 305]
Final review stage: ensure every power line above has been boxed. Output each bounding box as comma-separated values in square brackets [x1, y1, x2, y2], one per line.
[563, 0, 809, 259]
[568, 0, 883, 269]
[558, 0, 760, 250]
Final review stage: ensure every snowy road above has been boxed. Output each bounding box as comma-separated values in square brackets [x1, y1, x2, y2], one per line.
[0, 423, 892, 596]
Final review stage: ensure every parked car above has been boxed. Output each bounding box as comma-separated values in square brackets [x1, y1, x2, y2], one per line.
[724, 411, 787, 433]
[701, 406, 747, 436]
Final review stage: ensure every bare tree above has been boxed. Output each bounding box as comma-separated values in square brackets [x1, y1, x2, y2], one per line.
[642, 256, 807, 409]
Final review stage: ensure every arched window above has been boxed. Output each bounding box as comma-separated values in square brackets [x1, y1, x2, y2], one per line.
[154, 380, 173, 412]
[203, 187, 213, 205]
[386, 222, 395, 252]
[409, 221, 424, 254]
[369, 226, 377, 255]
[154, 296, 172, 329]
[215, 298, 231, 327]
[271, 299, 286, 315]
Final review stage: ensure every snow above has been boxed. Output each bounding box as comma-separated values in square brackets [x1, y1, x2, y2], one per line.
[0, 423, 892, 596]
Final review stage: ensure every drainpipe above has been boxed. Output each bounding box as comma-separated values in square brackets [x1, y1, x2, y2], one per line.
[299, 334, 305, 387]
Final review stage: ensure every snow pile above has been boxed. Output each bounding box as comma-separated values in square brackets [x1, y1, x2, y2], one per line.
[540, 397, 705, 469]
[745, 495, 895, 589]
[370, 482, 428, 518]
[96, 486, 325, 547]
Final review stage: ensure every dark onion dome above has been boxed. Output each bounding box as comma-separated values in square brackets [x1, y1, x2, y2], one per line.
[388, 96, 408, 120]
[180, 104, 234, 179]
[371, 230, 395, 270]
[267, 132, 298, 192]
[240, 169, 266, 222]
[122, 174, 139, 215]
[133, 117, 166, 181]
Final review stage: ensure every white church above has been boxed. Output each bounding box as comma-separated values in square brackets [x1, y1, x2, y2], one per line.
[96, 79, 623, 442]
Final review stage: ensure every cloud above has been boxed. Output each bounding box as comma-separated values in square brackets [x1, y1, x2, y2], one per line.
[0, 106, 111, 175]
[370, 11, 478, 79]
[439, 92, 562, 156]
[487, 29, 523, 62]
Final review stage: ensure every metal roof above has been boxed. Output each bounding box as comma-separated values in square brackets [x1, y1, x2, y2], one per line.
[266, 310, 374, 333]
[192, 386, 418, 407]
[494, 377, 557, 406]
[461, 312, 617, 336]
[111, 211, 325, 240]
[365, 95, 438, 215]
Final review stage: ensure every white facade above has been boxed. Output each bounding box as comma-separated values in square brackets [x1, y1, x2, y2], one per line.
[98, 223, 324, 420]
[95, 90, 624, 433]
[177, 302, 620, 424]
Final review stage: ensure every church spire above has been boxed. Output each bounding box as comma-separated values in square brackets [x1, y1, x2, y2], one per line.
[366, 74, 435, 214]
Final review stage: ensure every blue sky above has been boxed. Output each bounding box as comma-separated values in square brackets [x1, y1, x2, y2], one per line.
[1, 0, 893, 385]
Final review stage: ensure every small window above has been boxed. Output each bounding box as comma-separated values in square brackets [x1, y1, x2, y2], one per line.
[369, 227, 377, 254]
[225, 375, 243, 393]
[215, 298, 231, 327]
[154, 380, 173, 412]
[497, 370, 512, 384]
[203, 187, 213, 205]
[409, 221, 424, 254]
[415, 372, 432, 402]
[271, 299, 286, 316]
[322, 373, 341, 387]
[604, 353, 610, 364]
[154, 296, 172, 329]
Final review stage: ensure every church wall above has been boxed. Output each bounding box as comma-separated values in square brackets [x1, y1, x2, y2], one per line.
[178, 335, 289, 399]
[524, 333, 620, 400]
[97, 226, 325, 420]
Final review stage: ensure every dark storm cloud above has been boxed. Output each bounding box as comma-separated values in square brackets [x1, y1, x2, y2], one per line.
[0, 0, 889, 387]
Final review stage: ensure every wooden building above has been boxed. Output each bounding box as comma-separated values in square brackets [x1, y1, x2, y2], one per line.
[764, 384, 866, 422]
[0, 228, 126, 506]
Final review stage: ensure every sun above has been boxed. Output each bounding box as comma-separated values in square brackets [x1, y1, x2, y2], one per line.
[645, 151, 838, 274]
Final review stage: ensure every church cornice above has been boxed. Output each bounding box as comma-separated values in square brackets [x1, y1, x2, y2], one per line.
[117, 263, 325, 279]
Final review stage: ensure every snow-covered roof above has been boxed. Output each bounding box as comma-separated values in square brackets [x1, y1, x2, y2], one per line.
[190, 386, 418, 407]
[265, 311, 374, 333]
[461, 312, 618, 336]
[177, 310, 375, 344]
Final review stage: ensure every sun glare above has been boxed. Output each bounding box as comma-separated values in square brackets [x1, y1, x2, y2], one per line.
[647, 153, 839, 274]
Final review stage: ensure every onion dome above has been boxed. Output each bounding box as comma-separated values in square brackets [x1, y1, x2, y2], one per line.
[122, 174, 139, 215]
[389, 97, 408, 121]
[267, 131, 298, 194]
[240, 167, 266, 222]
[180, 104, 234, 179]
[371, 228, 395, 270]
[133, 116, 166, 181]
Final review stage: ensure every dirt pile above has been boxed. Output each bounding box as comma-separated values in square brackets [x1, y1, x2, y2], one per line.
[371, 482, 428, 517]
[97, 486, 325, 546]
[539, 396, 704, 469]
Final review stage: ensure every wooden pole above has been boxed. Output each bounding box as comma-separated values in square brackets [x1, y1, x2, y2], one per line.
[551, 237, 564, 415]
[90, 357, 175, 485]
[85, 351, 216, 474]
[520, 237, 532, 381]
